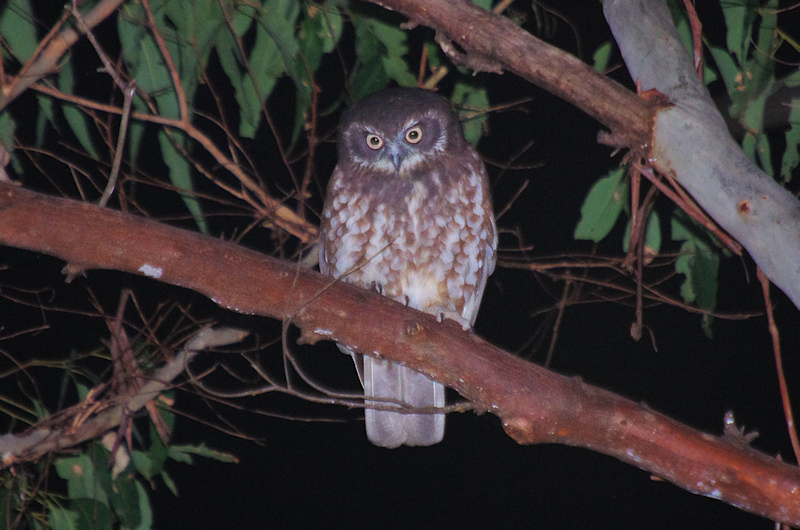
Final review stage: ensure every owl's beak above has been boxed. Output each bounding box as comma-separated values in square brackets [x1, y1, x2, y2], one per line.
[387, 146, 403, 171]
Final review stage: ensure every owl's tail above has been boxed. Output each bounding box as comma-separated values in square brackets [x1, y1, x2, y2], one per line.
[362, 356, 445, 448]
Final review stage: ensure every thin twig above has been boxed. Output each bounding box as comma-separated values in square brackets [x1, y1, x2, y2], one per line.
[0, 327, 248, 467]
[757, 267, 800, 463]
[99, 84, 135, 207]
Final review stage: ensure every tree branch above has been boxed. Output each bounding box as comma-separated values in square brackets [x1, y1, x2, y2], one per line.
[0, 183, 799, 523]
[0, 0, 125, 110]
[0, 326, 248, 466]
[604, 0, 800, 310]
[372, 0, 654, 150]
[372, 0, 800, 310]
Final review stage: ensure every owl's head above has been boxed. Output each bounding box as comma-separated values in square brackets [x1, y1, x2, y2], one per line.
[337, 87, 467, 177]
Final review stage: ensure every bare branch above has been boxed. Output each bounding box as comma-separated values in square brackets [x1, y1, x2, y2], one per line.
[0, 0, 125, 110]
[0, 326, 248, 466]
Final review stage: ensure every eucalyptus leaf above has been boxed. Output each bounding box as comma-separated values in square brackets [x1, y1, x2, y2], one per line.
[781, 99, 800, 181]
[592, 41, 613, 74]
[452, 82, 489, 146]
[0, 111, 17, 151]
[54, 453, 109, 507]
[721, 0, 757, 61]
[672, 215, 719, 338]
[0, 0, 38, 64]
[69, 498, 114, 530]
[133, 482, 153, 530]
[158, 130, 208, 233]
[168, 443, 239, 463]
[351, 13, 415, 101]
[574, 168, 627, 242]
[58, 61, 98, 158]
[47, 505, 81, 530]
[622, 209, 661, 257]
[108, 470, 142, 528]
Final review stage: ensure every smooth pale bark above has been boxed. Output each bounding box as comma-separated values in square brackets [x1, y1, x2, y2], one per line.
[605, 0, 800, 309]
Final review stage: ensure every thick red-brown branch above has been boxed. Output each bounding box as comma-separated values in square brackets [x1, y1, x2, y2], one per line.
[372, 0, 654, 148]
[0, 183, 799, 523]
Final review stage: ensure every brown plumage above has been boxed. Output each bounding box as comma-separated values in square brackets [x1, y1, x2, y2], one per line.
[319, 87, 496, 448]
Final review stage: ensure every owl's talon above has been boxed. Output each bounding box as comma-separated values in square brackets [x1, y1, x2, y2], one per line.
[404, 295, 410, 307]
[370, 281, 384, 295]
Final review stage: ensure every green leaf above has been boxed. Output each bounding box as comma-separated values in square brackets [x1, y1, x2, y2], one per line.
[212, 4, 259, 137]
[161, 470, 179, 496]
[132, 481, 153, 530]
[756, 129, 773, 177]
[721, 0, 757, 61]
[672, 215, 719, 338]
[292, 3, 344, 143]
[351, 13, 416, 101]
[451, 82, 489, 146]
[136, 419, 170, 481]
[236, 14, 286, 137]
[0, 111, 16, 152]
[0, 0, 38, 64]
[118, 6, 175, 116]
[784, 70, 800, 88]
[48, 505, 81, 530]
[168, 448, 192, 465]
[34, 93, 55, 148]
[781, 98, 800, 182]
[259, 0, 301, 80]
[574, 168, 628, 242]
[69, 498, 114, 530]
[158, 130, 208, 233]
[622, 209, 661, 256]
[58, 61, 99, 158]
[108, 471, 141, 528]
[215, 31, 251, 137]
[54, 453, 109, 507]
[74, 380, 91, 402]
[592, 41, 613, 73]
[755, 0, 779, 65]
[168, 443, 239, 464]
[131, 450, 155, 482]
[707, 45, 742, 113]
[162, 0, 224, 73]
[32, 398, 49, 420]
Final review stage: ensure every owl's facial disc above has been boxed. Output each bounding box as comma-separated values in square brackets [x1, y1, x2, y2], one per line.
[362, 122, 428, 174]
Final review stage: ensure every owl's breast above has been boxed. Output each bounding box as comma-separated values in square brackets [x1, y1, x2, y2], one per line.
[321, 155, 494, 325]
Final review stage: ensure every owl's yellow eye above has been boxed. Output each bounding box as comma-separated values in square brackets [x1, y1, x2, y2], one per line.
[405, 126, 423, 144]
[366, 134, 383, 150]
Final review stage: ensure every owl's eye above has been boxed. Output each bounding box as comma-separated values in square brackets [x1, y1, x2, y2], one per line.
[405, 126, 423, 144]
[366, 134, 383, 150]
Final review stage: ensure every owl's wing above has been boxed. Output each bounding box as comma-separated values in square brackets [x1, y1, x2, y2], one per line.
[462, 210, 498, 328]
[363, 356, 445, 448]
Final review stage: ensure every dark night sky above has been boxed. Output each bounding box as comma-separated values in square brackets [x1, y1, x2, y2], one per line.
[7, 1, 800, 528]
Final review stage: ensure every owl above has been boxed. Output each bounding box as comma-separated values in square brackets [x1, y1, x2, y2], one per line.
[319, 87, 497, 448]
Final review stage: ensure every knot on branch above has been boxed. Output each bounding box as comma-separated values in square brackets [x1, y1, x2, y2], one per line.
[502, 416, 537, 444]
[435, 31, 503, 75]
[404, 319, 424, 338]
